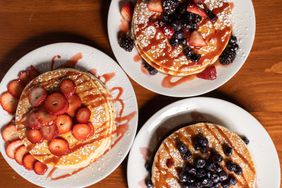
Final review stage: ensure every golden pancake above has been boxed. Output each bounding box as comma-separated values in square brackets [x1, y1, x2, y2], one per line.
[15, 68, 116, 169]
[132, 0, 232, 76]
[152, 123, 256, 187]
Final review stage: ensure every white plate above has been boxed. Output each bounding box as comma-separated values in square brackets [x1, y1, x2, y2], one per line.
[127, 97, 280, 188]
[108, 0, 256, 97]
[0, 43, 138, 188]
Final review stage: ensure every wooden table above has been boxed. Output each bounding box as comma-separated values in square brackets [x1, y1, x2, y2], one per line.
[0, 0, 281, 187]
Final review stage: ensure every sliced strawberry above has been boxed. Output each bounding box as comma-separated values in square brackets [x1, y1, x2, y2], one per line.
[18, 71, 30, 85]
[14, 145, 28, 164]
[36, 109, 56, 126]
[23, 154, 37, 170]
[197, 65, 217, 80]
[7, 79, 24, 98]
[40, 124, 57, 141]
[193, 0, 205, 4]
[1, 124, 19, 142]
[0, 92, 18, 114]
[27, 66, 40, 80]
[55, 114, 72, 134]
[187, 4, 207, 18]
[44, 92, 68, 115]
[33, 161, 48, 175]
[6, 139, 23, 159]
[26, 129, 43, 144]
[28, 87, 47, 107]
[148, 0, 163, 13]
[48, 138, 69, 156]
[76, 107, 91, 123]
[59, 79, 76, 98]
[121, 2, 133, 22]
[67, 94, 82, 117]
[72, 124, 91, 140]
[189, 31, 207, 47]
[26, 111, 41, 129]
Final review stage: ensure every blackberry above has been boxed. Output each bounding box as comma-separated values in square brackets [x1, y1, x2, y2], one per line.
[219, 35, 239, 65]
[174, 31, 185, 40]
[190, 53, 201, 62]
[118, 33, 134, 52]
[169, 36, 180, 46]
[183, 46, 193, 57]
[143, 62, 158, 75]
[163, 0, 179, 15]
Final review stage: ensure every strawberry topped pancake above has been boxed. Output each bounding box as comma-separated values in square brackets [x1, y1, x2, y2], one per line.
[15, 68, 116, 169]
[132, 0, 233, 76]
[151, 123, 256, 188]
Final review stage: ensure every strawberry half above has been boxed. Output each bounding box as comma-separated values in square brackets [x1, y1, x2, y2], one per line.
[36, 109, 56, 126]
[26, 129, 43, 144]
[33, 161, 48, 175]
[67, 94, 82, 117]
[27, 65, 40, 80]
[189, 31, 207, 47]
[48, 138, 69, 156]
[55, 114, 72, 134]
[23, 154, 37, 170]
[72, 123, 91, 140]
[76, 107, 91, 123]
[7, 79, 24, 98]
[44, 92, 68, 115]
[121, 2, 133, 22]
[28, 87, 47, 107]
[197, 65, 217, 80]
[59, 79, 76, 98]
[1, 124, 19, 142]
[6, 139, 23, 159]
[18, 71, 30, 85]
[14, 145, 28, 165]
[148, 0, 163, 13]
[26, 111, 41, 129]
[0, 92, 18, 114]
[187, 4, 207, 18]
[40, 124, 57, 141]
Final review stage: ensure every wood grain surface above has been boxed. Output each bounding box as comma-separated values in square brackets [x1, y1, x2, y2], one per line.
[0, 0, 281, 187]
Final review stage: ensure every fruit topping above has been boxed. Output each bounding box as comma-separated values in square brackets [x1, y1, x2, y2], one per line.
[76, 107, 91, 123]
[0, 91, 18, 114]
[27, 65, 40, 79]
[40, 124, 57, 141]
[23, 154, 37, 170]
[44, 92, 68, 115]
[240, 135, 250, 145]
[210, 150, 223, 163]
[121, 2, 133, 22]
[28, 87, 47, 107]
[72, 123, 91, 140]
[7, 79, 24, 98]
[6, 139, 23, 159]
[222, 143, 233, 156]
[219, 35, 239, 65]
[34, 161, 48, 175]
[148, 0, 163, 13]
[18, 71, 29, 85]
[160, 25, 175, 39]
[143, 62, 158, 75]
[26, 129, 43, 144]
[163, 0, 179, 15]
[48, 138, 69, 156]
[197, 65, 217, 80]
[26, 111, 42, 129]
[205, 8, 217, 22]
[118, 32, 135, 52]
[59, 79, 76, 98]
[175, 139, 191, 160]
[14, 145, 28, 164]
[67, 94, 82, 117]
[189, 31, 206, 47]
[1, 124, 19, 142]
[194, 157, 206, 168]
[192, 134, 209, 151]
[186, 4, 207, 18]
[55, 114, 73, 134]
[226, 161, 242, 175]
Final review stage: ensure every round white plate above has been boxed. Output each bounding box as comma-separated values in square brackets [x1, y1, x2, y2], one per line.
[127, 97, 280, 188]
[0, 43, 138, 188]
[108, 0, 256, 97]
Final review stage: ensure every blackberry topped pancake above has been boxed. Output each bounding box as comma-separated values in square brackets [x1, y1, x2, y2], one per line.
[15, 68, 116, 169]
[132, 0, 233, 76]
[151, 123, 256, 188]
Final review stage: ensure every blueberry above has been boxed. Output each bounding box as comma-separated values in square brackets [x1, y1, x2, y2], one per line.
[219, 171, 228, 182]
[228, 175, 237, 185]
[196, 169, 206, 178]
[234, 164, 243, 175]
[176, 140, 192, 160]
[193, 134, 209, 149]
[226, 161, 237, 172]
[183, 46, 193, 57]
[210, 150, 223, 163]
[169, 37, 180, 46]
[180, 38, 187, 46]
[174, 31, 185, 40]
[188, 167, 197, 176]
[171, 21, 182, 31]
[143, 62, 158, 75]
[179, 171, 189, 183]
[211, 173, 220, 183]
[240, 135, 250, 145]
[145, 177, 153, 188]
[214, 164, 223, 173]
[194, 158, 206, 168]
[145, 159, 152, 171]
[190, 53, 201, 62]
[222, 144, 233, 156]
[230, 35, 237, 44]
[187, 174, 196, 183]
[201, 178, 212, 186]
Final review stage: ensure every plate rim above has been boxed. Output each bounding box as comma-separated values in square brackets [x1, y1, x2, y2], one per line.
[127, 97, 280, 188]
[0, 42, 139, 187]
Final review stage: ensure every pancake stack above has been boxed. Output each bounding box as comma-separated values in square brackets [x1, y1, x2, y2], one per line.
[15, 68, 116, 169]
